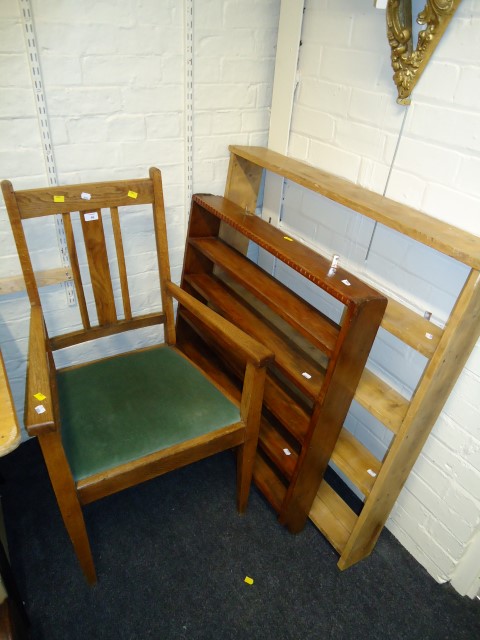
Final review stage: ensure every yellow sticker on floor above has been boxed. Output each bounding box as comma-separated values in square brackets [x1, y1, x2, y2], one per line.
[244, 576, 254, 585]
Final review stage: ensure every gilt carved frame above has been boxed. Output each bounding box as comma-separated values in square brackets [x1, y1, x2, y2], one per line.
[386, 0, 462, 104]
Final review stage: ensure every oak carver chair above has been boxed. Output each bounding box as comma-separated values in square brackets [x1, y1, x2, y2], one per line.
[1, 168, 273, 584]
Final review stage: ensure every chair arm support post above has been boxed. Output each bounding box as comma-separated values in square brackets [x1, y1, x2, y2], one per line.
[237, 361, 268, 512]
[25, 304, 56, 436]
[166, 281, 274, 368]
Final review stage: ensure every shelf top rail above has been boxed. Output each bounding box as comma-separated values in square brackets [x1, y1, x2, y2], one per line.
[229, 146, 480, 270]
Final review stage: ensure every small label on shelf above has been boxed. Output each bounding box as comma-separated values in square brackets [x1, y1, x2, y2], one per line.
[283, 448, 292, 456]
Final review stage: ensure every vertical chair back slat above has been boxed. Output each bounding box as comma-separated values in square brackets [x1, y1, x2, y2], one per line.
[110, 206, 132, 321]
[62, 213, 91, 331]
[79, 209, 117, 325]
[150, 167, 176, 344]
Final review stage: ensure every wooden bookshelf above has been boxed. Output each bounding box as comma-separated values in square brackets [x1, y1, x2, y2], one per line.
[216, 145, 480, 570]
[176, 193, 386, 534]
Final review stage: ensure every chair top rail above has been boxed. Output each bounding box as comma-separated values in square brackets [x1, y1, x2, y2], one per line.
[4, 177, 154, 219]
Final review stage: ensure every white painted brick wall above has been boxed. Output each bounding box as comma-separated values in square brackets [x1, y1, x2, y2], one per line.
[193, 0, 279, 195]
[281, 0, 480, 588]
[0, 0, 279, 430]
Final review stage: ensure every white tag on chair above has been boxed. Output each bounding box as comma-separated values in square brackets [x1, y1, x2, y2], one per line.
[84, 212, 99, 222]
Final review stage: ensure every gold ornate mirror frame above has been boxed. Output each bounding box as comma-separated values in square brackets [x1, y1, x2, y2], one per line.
[387, 0, 462, 105]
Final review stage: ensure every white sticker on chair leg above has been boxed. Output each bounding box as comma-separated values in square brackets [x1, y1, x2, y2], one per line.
[35, 404, 46, 414]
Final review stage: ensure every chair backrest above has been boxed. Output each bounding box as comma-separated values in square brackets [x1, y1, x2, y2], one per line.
[1, 167, 176, 351]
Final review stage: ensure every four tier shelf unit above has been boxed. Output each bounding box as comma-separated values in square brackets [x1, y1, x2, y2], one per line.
[176, 193, 386, 537]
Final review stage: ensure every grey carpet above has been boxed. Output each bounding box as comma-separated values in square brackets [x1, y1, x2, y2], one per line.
[0, 439, 478, 640]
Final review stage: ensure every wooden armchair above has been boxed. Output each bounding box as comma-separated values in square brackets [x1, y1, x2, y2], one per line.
[1, 168, 273, 584]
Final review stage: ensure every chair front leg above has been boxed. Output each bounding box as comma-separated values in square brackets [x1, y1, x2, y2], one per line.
[37, 431, 97, 585]
[236, 361, 267, 513]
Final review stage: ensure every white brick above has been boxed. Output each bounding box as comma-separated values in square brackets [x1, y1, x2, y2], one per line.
[196, 31, 255, 57]
[0, 119, 42, 148]
[120, 140, 183, 168]
[0, 0, 19, 19]
[0, 21, 27, 53]
[422, 183, 480, 236]
[195, 84, 256, 110]
[47, 87, 123, 116]
[54, 142, 122, 172]
[40, 55, 82, 86]
[335, 118, 386, 159]
[414, 61, 460, 103]
[146, 113, 182, 139]
[308, 140, 361, 182]
[114, 26, 183, 56]
[36, 23, 117, 55]
[82, 55, 163, 86]
[455, 154, 480, 198]
[302, 10, 352, 47]
[194, 56, 222, 83]
[221, 58, 273, 83]
[0, 88, 37, 117]
[407, 103, 480, 154]
[385, 168, 426, 210]
[320, 48, 384, 90]
[455, 66, 480, 109]
[297, 43, 322, 77]
[32, 0, 136, 27]
[395, 137, 461, 186]
[223, 1, 279, 29]
[288, 133, 310, 158]
[0, 149, 45, 177]
[241, 109, 270, 133]
[436, 16, 480, 64]
[350, 10, 388, 53]
[299, 79, 351, 118]
[349, 88, 406, 131]
[211, 111, 242, 135]
[291, 105, 335, 142]
[123, 85, 183, 114]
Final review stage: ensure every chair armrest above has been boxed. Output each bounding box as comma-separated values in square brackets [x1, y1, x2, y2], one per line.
[25, 305, 56, 436]
[166, 281, 274, 368]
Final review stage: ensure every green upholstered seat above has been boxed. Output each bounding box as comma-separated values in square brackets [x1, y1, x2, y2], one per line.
[58, 347, 240, 482]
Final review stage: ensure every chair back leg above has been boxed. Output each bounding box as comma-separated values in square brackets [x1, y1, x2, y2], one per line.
[38, 433, 97, 584]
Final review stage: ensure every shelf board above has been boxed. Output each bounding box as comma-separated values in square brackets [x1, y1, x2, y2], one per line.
[193, 194, 388, 306]
[382, 297, 442, 359]
[330, 428, 382, 497]
[190, 236, 339, 356]
[263, 374, 310, 443]
[258, 417, 298, 481]
[185, 273, 326, 400]
[253, 452, 287, 514]
[229, 145, 480, 270]
[309, 481, 358, 554]
[354, 368, 409, 434]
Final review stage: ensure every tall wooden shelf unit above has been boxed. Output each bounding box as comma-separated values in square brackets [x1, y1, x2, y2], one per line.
[201, 145, 480, 570]
[177, 194, 387, 535]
